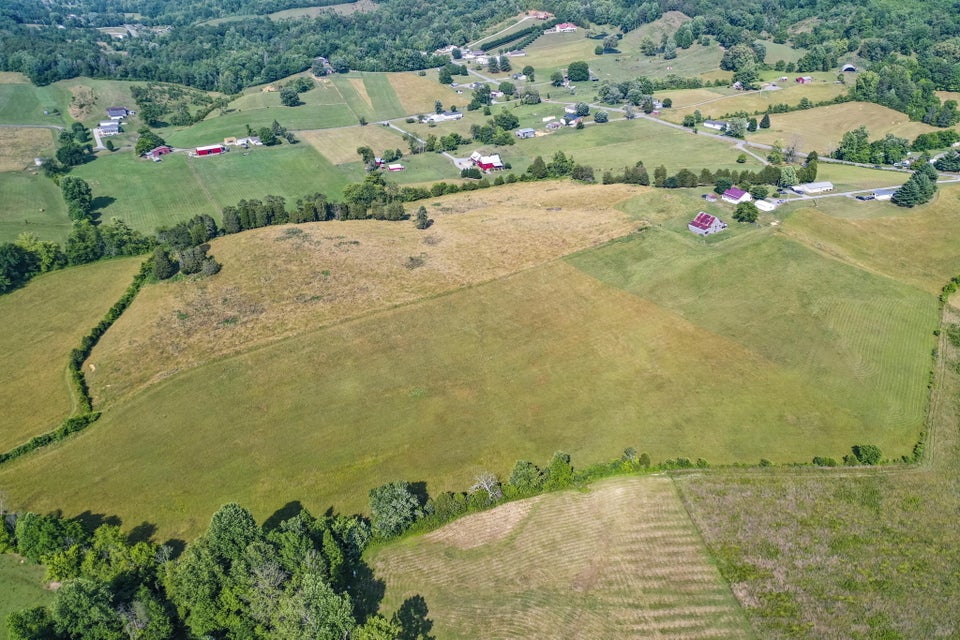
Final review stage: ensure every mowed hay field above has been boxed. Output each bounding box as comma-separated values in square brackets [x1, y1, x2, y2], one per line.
[0, 257, 142, 451]
[0, 128, 56, 171]
[386, 72, 453, 115]
[749, 102, 939, 153]
[86, 183, 644, 405]
[300, 124, 404, 164]
[371, 476, 754, 639]
[0, 172, 70, 243]
[0, 556, 53, 640]
[662, 83, 846, 125]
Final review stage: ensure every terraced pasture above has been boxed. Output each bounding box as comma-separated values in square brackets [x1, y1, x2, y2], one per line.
[0, 257, 142, 452]
[371, 476, 754, 639]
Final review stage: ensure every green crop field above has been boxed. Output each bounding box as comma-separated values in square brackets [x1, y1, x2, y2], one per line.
[0, 257, 142, 452]
[0, 172, 71, 244]
[72, 144, 353, 233]
[0, 555, 54, 640]
[371, 475, 754, 639]
[0, 80, 70, 126]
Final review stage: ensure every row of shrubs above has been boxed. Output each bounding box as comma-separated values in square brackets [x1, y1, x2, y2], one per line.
[0, 261, 150, 465]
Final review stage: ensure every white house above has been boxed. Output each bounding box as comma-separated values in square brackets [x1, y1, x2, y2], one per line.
[98, 121, 120, 135]
[554, 22, 578, 32]
[873, 187, 897, 201]
[722, 187, 752, 204]
[688, 212, 727, 236]
[425, 111, 463, 123]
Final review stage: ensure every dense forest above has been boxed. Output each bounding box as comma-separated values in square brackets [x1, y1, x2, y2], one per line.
[3, 0, 960, 107]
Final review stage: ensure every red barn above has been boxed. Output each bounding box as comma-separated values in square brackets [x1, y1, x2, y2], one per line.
[196, 144, 226, 156]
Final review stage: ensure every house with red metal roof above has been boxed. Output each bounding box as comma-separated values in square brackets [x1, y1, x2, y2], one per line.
[688, 212, 727, 236]
[722, 186, 752, 204]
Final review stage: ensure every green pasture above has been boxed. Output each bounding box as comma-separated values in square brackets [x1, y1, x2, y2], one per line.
[567, 229, 937, 451]
[0, 257, 142, 452]
[758, 39, 806, 65]
[0, 172, 70, 244]
[0, 82, 69, 126]
[0, 194, 940, 539]
[492, 117, 763, 175]
[73, 144, 352, 233]
[589, 42, 725, 82]
[0, 555, 53, 640]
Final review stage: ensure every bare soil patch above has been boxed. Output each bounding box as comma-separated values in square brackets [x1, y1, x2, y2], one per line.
[68, 85, 96, 121]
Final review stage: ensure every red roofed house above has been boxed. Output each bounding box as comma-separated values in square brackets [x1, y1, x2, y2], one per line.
[470, 150, 504, 172]
[688, 212, 727, 236]
[722, 186, 752, 204]
[555, 22, 578, 32]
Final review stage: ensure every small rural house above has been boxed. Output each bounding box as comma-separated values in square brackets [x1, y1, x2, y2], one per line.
[554, 22, 578, 32]
[702, 120, 728, 131]
[195, 144, 226, 156]
[387, 163, 404, 171]
[873, 187, 897, 201]
[516, 128, 536, 139]
[98, 121, 120, 135]
[106, 106, 130, 119]
[755, 199, 777, 212]
[688, 212, 727, 236]
[722, 187, 752, 204]
[792, 181, 834, 195]
[425, 111, 463, 123]
[469, 151, 504, 172]
[795, 76, 814, 84]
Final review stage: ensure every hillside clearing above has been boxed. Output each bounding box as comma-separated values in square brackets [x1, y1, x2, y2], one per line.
[0, 555, 53, 640]
[371, 476, 754, 639]
[0, 257, 143, 452]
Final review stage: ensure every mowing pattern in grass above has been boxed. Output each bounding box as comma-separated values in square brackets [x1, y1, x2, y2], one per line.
[567, 229, 939, 455]
[0, 172, 70, 244]
[386, 72, 453, 115]
[0, 257, 142, 451]
[0, 128, 56, 172]
[0, 555, 54, 640]
[780, 189, 960, 294]
[300, 124, 405, 164]
[371, 476, 754, 639]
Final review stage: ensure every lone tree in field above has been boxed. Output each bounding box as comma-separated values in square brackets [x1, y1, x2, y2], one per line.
[733, 201, 759, 223]
[567, 61, 590, 82]
[414, 206, 433, 229]
[60, 177, 93, 221]
[279, 86, 301, 107]
[759, 113, 771, 128]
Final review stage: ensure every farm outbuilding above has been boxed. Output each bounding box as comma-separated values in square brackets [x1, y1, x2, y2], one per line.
[703, 120, 728, 131]
[516, 128, 536, 139]
[387, 163, 404, 171]
[688, 212, 727, 236]
[792, 181, 834, 194]
[873, 187, 897, 201]
[196, 144, 226, 156]
[755, 199, 777, 212]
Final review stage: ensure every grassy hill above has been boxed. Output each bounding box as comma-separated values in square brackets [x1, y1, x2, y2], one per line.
[0, 555, 53, 640]
[0, 181, 951, 542]
[0, 172, 70, 244]
[371, 475, 755, 639]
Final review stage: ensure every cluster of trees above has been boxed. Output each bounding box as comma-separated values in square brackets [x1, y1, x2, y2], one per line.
[279, 77, 314, 107]
[892, 164, 939, 207]
[53, 123, 93, 169]
[468, 108, 520, 146]
[832, 126, 910, 165]
[0, 218, 153, 294]
[153, 215, 222, 280]
[437, 62, 468, 85]
[812, 444, 885, 467]
[719, 42, 766, 88]
[525, 151, 595, 182]
[601, 155, 817, 193]
[130, 82, 223, 128]
[934, 149, 960, 171]
[476, 19, 556, 52]
[912, 129, 960, 151]
[2, 503, 422, 639]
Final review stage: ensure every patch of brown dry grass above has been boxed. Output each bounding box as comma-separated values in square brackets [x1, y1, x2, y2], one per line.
[387, 73, 452, 115]
[371, 476, 753, 639]
[68, 85, 96, 121]
[87, 183, 643, 406]
[0, 72, 30, 84]
[348, 77, 373, 109]
[0, 128, 55, 172]
[299, 126, 403, 164]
